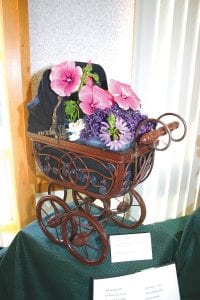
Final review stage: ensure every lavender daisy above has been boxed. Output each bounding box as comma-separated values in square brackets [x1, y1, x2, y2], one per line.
[99, 114, 132, 151]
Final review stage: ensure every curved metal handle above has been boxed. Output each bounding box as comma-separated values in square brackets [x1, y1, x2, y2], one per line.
[139, 121, 179, 145]
[136, 112, 187, 151]
[158, 112, 187, 142]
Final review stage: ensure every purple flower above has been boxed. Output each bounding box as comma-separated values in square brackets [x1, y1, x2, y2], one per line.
[80, 103, 155, 147]
[99, 115, 132, 151]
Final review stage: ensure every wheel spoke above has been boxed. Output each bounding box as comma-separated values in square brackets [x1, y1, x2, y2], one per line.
[72, 191, 109, 226]
[111, 190, 146, 228]
[61, 210, 108, 265]
[50, 200, 60, 214]
[36, 195, 70, 245]
[84, 242, 103, 253]
[41, 207, 50, 217]
[55, 227, 61, 241]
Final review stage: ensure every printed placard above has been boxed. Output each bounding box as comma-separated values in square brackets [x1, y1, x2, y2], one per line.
[93, 264, 180, 300]
[110, 233, 152, 263]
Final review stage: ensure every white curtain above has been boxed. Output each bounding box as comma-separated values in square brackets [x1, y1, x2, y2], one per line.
[132, 0, 200, 224]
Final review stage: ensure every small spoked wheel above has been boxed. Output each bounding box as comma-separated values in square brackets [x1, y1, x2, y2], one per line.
[111, 189, 146, 228]
[36, 195, 70, 244]
[72, 191, 109, 225]
[61, 210, 109, 265]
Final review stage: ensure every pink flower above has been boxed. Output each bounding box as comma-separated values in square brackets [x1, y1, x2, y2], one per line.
[109, 79, 141, 111]
[85, 76, 93, 86]
[79, 85, 113, 115]
[49, 61, 82, 97]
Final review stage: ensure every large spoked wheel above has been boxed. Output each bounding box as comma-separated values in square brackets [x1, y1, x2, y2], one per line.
[72, 191, 110, 225]
[61, 210, 109, 265]
[36, 195, 71, 244]
[111, 189, 146, 228]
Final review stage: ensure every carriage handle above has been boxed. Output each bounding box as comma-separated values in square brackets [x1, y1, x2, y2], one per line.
[139, 121, 179, 145]
[138, 112, 187, 151]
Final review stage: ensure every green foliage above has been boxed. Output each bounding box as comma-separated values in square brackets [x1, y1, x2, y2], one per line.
[64, 63, 100, 123]
[107, 113, 120, 141]
[79, 63, 100, 91]
[64, 100, 80, 123]
[108, 113, 116, 128]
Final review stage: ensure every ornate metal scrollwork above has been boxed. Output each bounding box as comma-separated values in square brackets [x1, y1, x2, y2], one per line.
[33, 142, 120, 198]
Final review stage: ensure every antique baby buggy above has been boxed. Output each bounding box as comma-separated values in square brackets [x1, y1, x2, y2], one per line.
[27, 62, 186, 265]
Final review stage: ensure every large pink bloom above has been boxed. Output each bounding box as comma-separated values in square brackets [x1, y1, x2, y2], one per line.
[49, 61, 82, 97]
[109, 79, 141, 111]
[79, 85, 113, 115]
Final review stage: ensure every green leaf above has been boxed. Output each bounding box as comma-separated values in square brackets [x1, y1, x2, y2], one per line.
[107, 113, 116, 128]
[64, 100, 80, 122]
[79, 63, 100, 90]
[83, 63, 93, 74]
[91, 73, 99, 83]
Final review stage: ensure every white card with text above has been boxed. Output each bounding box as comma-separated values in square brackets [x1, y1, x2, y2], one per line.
[110, 233, 152, 263]
[93, 263, 180, 300]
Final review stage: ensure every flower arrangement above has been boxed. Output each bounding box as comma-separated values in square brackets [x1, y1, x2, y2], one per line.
[49, 60, 154, 151]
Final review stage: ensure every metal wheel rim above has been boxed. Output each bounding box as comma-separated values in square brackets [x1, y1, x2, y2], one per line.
[61, 210, 109, 265]
[111, 190, 146, 228]
[36, 195, 70, 244]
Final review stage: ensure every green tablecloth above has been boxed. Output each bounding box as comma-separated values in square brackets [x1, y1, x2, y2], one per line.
[0, 209, 199, 300]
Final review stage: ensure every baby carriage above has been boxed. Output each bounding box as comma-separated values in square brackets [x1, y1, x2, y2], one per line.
[27, 62, 186, 265]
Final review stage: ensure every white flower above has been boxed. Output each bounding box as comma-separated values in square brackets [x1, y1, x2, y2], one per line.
[67, 119, 85, 141]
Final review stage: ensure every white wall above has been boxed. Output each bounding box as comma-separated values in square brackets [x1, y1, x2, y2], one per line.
[28, 0, 135, 95]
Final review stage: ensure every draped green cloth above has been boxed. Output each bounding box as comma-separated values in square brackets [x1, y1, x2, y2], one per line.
[175, 208, 200, 299]
[0, 209, 199, 300]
